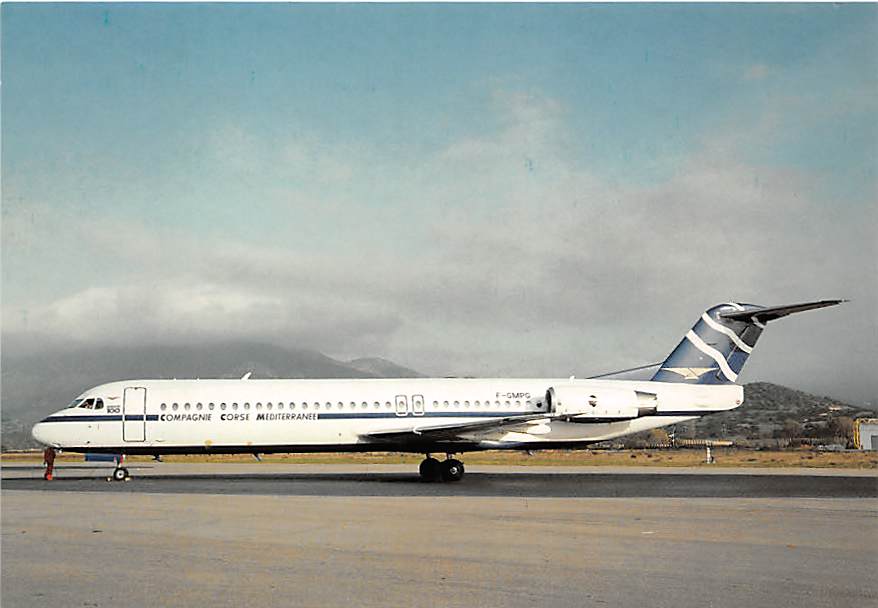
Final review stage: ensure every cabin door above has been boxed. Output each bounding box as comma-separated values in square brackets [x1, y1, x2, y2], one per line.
[123, 387, 147, 442]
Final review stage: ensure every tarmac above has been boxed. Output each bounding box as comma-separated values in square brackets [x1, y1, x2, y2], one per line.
[3, 463, 877, 608]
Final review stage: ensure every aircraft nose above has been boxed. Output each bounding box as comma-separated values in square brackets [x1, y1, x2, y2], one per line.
[31, 421, 55, 446]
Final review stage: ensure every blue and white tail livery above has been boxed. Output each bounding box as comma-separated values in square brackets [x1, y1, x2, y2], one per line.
[31, 298, 844, 482]
[652, 300, 845, 385]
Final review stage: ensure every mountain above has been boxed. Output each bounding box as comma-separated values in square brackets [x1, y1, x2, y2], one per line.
[347, 357, 423, 378]
[690, 381, 875, 440]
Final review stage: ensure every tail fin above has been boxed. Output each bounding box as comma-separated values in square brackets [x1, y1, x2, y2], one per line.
[652, 300, 845, 385]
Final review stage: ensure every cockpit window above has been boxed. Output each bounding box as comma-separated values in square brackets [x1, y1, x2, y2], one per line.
[67, 398, 84, 409]
[75, 398, 105, 410]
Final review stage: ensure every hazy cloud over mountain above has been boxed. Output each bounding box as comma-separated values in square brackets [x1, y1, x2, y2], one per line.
[3, 5, 876, 405]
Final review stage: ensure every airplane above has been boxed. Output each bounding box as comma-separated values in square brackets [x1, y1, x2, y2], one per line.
[31, 299, 844, 482]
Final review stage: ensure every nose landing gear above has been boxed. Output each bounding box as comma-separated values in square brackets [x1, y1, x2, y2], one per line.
[419, 454, 465, 482]
[109, 454, 129, 481]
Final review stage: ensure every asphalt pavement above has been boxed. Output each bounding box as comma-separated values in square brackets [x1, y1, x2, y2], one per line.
[3, 463, 876, 608]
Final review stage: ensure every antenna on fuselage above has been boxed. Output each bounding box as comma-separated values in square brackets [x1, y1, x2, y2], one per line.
[241, 372, 252, 380]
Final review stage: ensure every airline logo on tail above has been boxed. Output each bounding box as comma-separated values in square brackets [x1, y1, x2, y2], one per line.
[659, 367, 718, 380]
[652, 299, 845, 386]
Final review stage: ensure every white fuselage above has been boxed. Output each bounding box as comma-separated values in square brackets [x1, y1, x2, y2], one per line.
[32, 377, 743, 454]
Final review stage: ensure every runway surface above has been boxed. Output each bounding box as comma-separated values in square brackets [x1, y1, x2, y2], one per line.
[2, 462, 877, 497]
[3, 464, 877, 608]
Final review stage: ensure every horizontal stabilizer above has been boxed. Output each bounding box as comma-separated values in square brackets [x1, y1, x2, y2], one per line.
[720, 299, 846, 324]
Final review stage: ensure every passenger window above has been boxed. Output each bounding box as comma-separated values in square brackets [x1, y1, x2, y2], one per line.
[232, 403, 238, 410]
[172, 403, 179, 411]
[185, 403, 191, 410]
[196, 403, 203, 410]
[267, 403, 273, 410]
[161, 403, 167, 411]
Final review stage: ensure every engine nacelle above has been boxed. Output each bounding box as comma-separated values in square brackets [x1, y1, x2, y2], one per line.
[546, 385, 648, 420]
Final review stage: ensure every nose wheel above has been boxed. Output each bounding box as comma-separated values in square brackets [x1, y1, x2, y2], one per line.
[419, 455, 464, 482]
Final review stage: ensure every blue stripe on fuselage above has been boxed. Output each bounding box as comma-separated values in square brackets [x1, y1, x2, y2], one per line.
[39, 410, 711, 423]
[40, 414, 159, 423]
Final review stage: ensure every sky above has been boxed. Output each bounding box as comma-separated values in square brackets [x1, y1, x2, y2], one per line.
[2, 4, 876, 404]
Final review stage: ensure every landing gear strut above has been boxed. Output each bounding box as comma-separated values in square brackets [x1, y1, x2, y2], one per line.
[419, 455, 465, 482]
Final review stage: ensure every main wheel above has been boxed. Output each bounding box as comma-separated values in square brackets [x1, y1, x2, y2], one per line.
[419, 457, 441, 482]
[112, 467, 129, 481]
[440, 459, 464, 482]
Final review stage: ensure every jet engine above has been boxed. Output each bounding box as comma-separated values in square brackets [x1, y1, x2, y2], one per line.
[545, 385, 657, 421]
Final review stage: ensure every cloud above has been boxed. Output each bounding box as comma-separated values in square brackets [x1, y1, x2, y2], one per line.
[3, 84, 875, 403]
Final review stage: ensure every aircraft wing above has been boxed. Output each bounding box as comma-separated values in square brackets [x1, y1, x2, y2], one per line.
[361, 413, 553, 443]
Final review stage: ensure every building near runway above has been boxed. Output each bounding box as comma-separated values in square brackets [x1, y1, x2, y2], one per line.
[853, 419, 878, 450]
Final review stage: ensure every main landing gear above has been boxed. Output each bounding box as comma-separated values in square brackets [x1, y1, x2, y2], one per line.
[419, 455, 465, 482]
